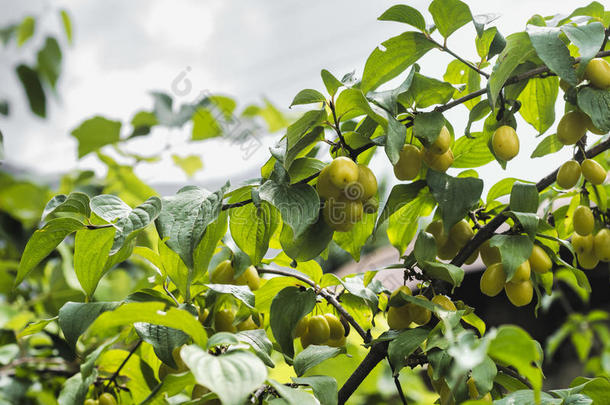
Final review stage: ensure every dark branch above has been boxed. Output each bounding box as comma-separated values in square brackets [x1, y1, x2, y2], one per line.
[337, 341, 389, 405]
[105, 339, 142, 389]
[427, 37, 490, 78]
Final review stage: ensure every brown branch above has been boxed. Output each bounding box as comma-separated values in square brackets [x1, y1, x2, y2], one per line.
[105, 339, 142, 389]
[427, 37, 490, 78]
[337, 341, 389, 405]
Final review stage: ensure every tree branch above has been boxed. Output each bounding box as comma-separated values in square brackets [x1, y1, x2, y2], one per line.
[497, 365, 533, 389]
[105, 339, 142, 389]
[427, 37, 490, 78]
[337, 341, 389, 405]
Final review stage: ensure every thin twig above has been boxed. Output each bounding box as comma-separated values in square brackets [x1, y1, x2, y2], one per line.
[105, 339, 143, 389]
[427, 37, 490, 78]
[497, 365, 534, 389]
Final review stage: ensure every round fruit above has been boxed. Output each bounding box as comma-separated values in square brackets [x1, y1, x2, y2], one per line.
[394, 144, 423, 180]
[99, 393, 117, 405]
[326, 334, 347, 348]
[235, 266, 261, 290]
[480, 240, 501, 266]
[324, 313, 345, 340]
[505, 280, 533, 307]
[410, 295, 431, 325]
[215, 309, 236, 333]
[529, 245, 552, 273]
[431, 295, 456, 311]
[578, 251, 600, 270]
[322, 196, 363, 232]
[556, 160, 581, 189]
[511, 260, 531, 282]
[327, 157, 359, 189]
[573, 205, 594, 236]
[430, 126, 451, 155]
[437, 239, 460, 260]
[480, 263, 506, 297]
[539, 271, 554, 293]
[572, 233, 594, 255]
[362, 197, 379, 214]
[426, 220, 448, 247]
[492, 126, 520, 161]
[300, 330, 313, 349]
[356, 164, 378, 200]
[307, 315, 331, 344]
[581, 159, 607, 185]
[316, 166, 342, 200]
[210, 260, 235, 284]
[84, 400, 98, 405]
[557, 111, 588, 145]
[236, 316, 258, 331]
[465, 249, 479, 265]
[387, 305, 413, 330]
[294, 316, 309, 338]
[584, 58, 610, 89]
[390, 285, 412, 304]
[449, 219, 474, 247]
[423, 148, 454, 172]
[594, 229, 610, 262]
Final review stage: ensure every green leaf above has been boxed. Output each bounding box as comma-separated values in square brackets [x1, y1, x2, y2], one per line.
[134, 323, 188, 368]
[422, 261, 464, 288]
[487, 177, 523, 204]
[414, 231, 437, 265]
[570, 377, 610, 405]
[294, 345, 346, 377]
[171, 154, 203, 178]
[16, 217, 85, 286]
[192, 107, 222, 140]
[71, 116, 121, 158]
[339, 274, 379, 312]
[268, 379, 319, 405]
[159, 239, 190, 298]
[16, 16, 35, 46]
[476, 27, 499, 58]
[562, 22, 606, 76]
[531, 133, 562, 158]
[74, 226, 116, 296]
[288, 157, 325, 184]
[156, 184, 228, 269]
[292, 376, 338, 405]
[400, 73, 455, 109]
[17, 317, 57, 338]
[428, 0, 472, 38]
[280, 216, 334, 262]
[378, 5, 426, 31]
[452, 132, 495, 168]
[58, 301, 120, 348]
[270, 286, 317, 359]
[489, 32, 536, 107]
[321, 70, 343, 97]
[384, 114, 407, 165]
[290, 89, 326, 107]
[444, 60, 481, 109]
[333, 212, 375, 261]
[285, 110, 326, 168]
[577, 87, 610, 132]
[16, 64, 46, 118]
[493, 390, 561, 405]
[427, 170, 483, 231]
[42, 192, 91, 220]
[91, 195, 162, 254]
[376, 181, 427, 229]
[361, 31, 435, 93]
[388, 327, 429, 372]
[335, 88, 385, 125]
[60, 10, 72, 44]
[510, 182, 539, 213]
[130, 110, 158, 137]
[490, 235, 533, 281]
[206, 284, 255, 308]
[388, 191, 436, 254]
[193, 210, 228, 281]
[518, 77, 558, 134]
[89, 302, 207, 346]
[37, 37, 62, 88]
[58, 371, 97, 405]
[236, 329, 275, 368]
[413, 111, 445, 145]
[182, 345, 267, 405]
[527, 26, 578, 85]
[259, 165, 319, 238]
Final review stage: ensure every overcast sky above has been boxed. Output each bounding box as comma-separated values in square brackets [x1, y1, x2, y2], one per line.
[0, 0, 594, 194]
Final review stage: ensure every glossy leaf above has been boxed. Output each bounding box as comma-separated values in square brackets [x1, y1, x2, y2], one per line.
[270, 286, 316, 359]
[378, 5, 426, 31]
[428, 0, 472, 38]
[42, 192, 91, 220]
[292, 376, 338, 405]
[531, 134, 562, 158]
[58, 301, 120, 348]
[577, 87, 610, 132]
[294, 345, 346, 377]
[427, 170, 483, 231]
[527, 26, 578, 85]
[134, 323, 189, 368]
[290, 89, 326, 107]
[73, 226, 116, 296]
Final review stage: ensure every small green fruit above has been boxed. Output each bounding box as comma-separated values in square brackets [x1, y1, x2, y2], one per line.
[492, 126, 520, 161]
[556, 160, 581, 189]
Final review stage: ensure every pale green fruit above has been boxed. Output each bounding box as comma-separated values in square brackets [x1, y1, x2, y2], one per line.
[573, 205, 594, 236]
[387, 305, 413, 330]
[594, 229, 610, 262]
[572, 233, 594, 255]
[394, 144, 423, 180]
[584, 58, 610, 89]
[327, 157, 359, 189]
[430, 126, 451, 155]
[431, 294, 456, 311]
[492, 126, 520, 161]
[557, 111, 588, 145]
[316, 165, 342, 200]
[215, 309, 236, 333]
[578, 251, 600, 270]
[556, 160, 581, 189]
[505, 280, 533, 307]
[324, 313, 345, 340]
[581, 159, 607, 185]
[529, 245, 552, 274]
[423, 147, 454, 172]
[426, 220, 448, 247]
[307, 315, 331, 344]
[480, 263, 506, 297]
[449, 219, 474, 247]
[480, 240, 501, 266]
[511, 260, 531, 282]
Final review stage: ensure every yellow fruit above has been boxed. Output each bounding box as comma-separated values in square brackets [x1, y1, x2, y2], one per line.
[353, 164, 377, 201]
[594, 229, 610, 262]
[480, 263, 506, 297]
[324, 313, 345, 340]
[390, 285, 412, 304]
[423, 148, 454, 172]
[326, 334, 347, 347]
[327, 157, 359, 189]
[294, 316, 309, 338]
[511, 260, 531, 282]
[387, 305, 413, 330]
[307, 315, 331, 344]
[198, 308, 209, 323]
[393, 144, 423, 180]
[449, 219, 474, 247]
[557, 111, 588, 145]
[581, 159, 607, 185]
[84, 400, 98, 405]
[578, 251, 600, 270]
[505, 280, 533, 307]
[492, 126, 520, 161]
[573, 206, 594, 236]
[482, 392, 493, 403]
[236, 316, 258, 331]
[300, 330, 313, 349]
[362, 197, 379, 214]
[465, 249, 479, 265]
[556, 160, 581, 189]
[316, 165, 342, 200]
[210, 260, 235, 284]
[467, 377, 479, 399]
[584, 58, 610, 89]
[427, 220, 448, 247]
[584, 114, 608, 135]
[322, 196, 363, 232]
[215, 309, 236, 333]
[236, 266, 261, 290]
[410, 295, 431, 325]
[529, 245, 552, 274]
[430, 126, 451, 155]
[480, 240, 501, 266]
[431, 295, 456, 311]
[437, 239, 460, 260]
[99, 394, 117, 405]
[539, 271, 554, 293]
[572, 233, 594, 255]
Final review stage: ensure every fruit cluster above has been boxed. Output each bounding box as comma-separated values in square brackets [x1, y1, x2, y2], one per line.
[317, 156, 379, 231]
[426, 219, 475, 261]
[572, 209, 610, 269]
[84, 394, 117, 405]
[386, 285, 457, 330]
[209, 260, 261, 290]
[393, 126, 454, 180]
[295, 313, 346, 348]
